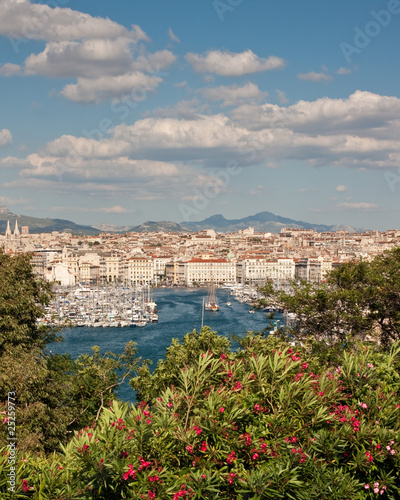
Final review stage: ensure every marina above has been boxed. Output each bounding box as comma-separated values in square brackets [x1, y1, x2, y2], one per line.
[49, 286, 282, 402]
[41, 283, 158, 328]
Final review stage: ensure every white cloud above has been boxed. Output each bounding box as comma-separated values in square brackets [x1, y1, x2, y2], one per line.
[337, 67, 352, 75]
[21, 37, 175, 101]
[0, 0, 142, 42]
[153, 99, 208, 120]
[0, 196, 29, 205]
[297, 72, 332, 82]
[202, 82, 268, 107]
[30, 91, 400, 171]
[0, 129, 12, 146]
[2, 153, 221, 202]
[297, 187, 317, 193]
[5, 90, 400, 200]
[0, 1, 176, 104]
[276, 89, 289, 104]
[336, 185, 347, 192]
[337, 202, 377, 210]
[24, 38, 137, 78]
[60, 72, 162, 104]
[52, 205, 132, 214]
[168, 28, 180, 43]
[249, 185, 266, 196]
[231, 90, 400, 136]
[130, 50, 176, 73]
[185, 49, 286, 76]
[0, 63, 21, 76]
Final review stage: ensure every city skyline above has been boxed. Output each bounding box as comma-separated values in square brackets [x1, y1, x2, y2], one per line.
[0, 0, 400, 230]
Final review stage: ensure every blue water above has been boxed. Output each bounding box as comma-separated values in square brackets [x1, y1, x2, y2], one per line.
[49, 288, 280, 401]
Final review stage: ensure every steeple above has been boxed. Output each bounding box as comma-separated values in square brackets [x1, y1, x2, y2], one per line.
[14, 220, 20, 238]
[5, 220, 11, 239]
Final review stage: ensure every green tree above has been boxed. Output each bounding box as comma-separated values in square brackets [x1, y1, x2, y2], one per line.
[0, 252, 57, 354]
[0, 252, 143, 453]
[261, 248, 400, 347]
[131, 326, 231, 403]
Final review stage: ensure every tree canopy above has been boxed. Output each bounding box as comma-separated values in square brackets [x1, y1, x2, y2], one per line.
[259, 247, 400, 347]
[0, 252, 144, 453]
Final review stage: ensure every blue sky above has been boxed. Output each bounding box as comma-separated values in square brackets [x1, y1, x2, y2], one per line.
[0, 0, 399, 230]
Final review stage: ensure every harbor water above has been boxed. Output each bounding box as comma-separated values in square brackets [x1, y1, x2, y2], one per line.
[49, 287, 281, 401]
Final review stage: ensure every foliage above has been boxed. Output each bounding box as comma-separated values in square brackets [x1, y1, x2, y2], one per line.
[0, 252, 57, 353]
[2, 331, 400, 499]
[0, 252, 144, 454]
[131, 327, 230, 402]
[259, 248, 400, 347]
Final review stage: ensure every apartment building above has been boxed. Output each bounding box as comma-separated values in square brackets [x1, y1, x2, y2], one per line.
[125, 256, 154, 284]
[185, 258, 236, 285]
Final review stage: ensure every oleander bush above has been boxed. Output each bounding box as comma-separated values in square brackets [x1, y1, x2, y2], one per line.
[2, 329, 400, 499]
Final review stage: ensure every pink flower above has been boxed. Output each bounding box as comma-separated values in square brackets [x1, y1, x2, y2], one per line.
[21, 480, 29, 492]
[374, 488, 379, 494]
[364, 484, 370, 489]
[186, 445, 193, 453]
[226, 451, 236, 464]
[220, 407, 225, 413]
[318, 391, 324, 397]
[374, 482, 380, 488]
[386, 445, 391, 451]
[200, 441, 208, 452]
[390, 449, 395, 455]
[252, 453, 259, 460]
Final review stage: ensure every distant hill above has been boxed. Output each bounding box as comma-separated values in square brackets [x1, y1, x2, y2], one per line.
[0, 206, 361, 236]
[179, 211, 361, 233]
[112, 211, 360, 234]
[128, 221, 187, 233]
[0, 207, 101, 235]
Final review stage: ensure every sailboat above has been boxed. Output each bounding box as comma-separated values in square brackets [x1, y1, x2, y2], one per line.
[204, 282, 219, 311]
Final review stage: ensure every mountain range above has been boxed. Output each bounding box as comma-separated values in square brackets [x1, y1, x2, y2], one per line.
[0, 206, 361, 235]
[0, 207, 101, 235]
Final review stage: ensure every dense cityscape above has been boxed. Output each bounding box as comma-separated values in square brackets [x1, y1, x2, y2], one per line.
[2, 219, 400, 287]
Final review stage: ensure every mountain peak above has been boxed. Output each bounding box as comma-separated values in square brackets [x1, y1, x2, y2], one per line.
[0, 206, 15, 218]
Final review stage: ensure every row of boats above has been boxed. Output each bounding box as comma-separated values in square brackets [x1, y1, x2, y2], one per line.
[204, 283, 283, 313]
[39, 284, 158, 328]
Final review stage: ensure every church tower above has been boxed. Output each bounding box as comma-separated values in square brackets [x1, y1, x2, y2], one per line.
[14, 220, 20, 238]
[5, 220, 11, 239]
